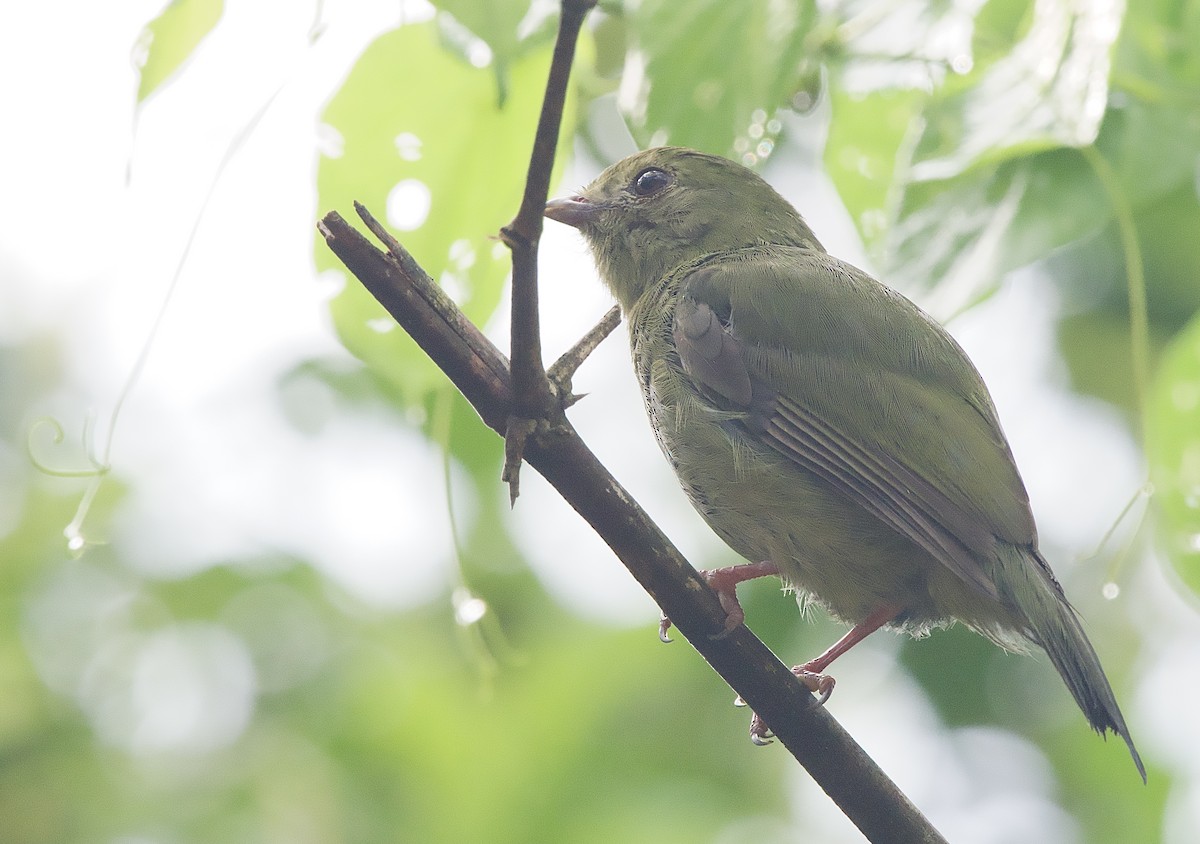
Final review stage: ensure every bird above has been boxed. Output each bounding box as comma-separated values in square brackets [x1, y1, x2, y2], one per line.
[544, 146, 1144, 780]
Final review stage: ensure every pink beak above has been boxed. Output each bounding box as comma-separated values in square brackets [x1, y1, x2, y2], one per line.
[544, 195, 601, 228]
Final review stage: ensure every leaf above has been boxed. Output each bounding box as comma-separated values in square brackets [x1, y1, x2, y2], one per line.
[624, 0, 819, 158]
[1147, 307, 1200, 599]
[824, 87, 926, 249]
[315, 22, 573, 404]
[883, 0, 1124, 300]
[430, 0, 555, 76]
[908, 0, 1122, 181]
[971, 0, 1035, 68]
[132, 0, 224, 103]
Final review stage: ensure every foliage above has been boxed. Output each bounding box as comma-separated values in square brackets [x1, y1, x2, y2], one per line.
[4, 0, 1199, 842]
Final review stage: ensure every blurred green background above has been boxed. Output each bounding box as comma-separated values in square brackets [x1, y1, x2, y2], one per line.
[3, 0, 1199, 841]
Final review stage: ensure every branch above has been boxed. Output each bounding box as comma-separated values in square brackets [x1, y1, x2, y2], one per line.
[498, 0, 597, 503]
[317, 208, 948, 844]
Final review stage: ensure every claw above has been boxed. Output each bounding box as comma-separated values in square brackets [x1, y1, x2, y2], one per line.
[655, 561, 780, 643]
[749, 712, 773, 745]
[793, 665, 836, 706]
[658, 614, 673, 643]
[744, 666, 836, 746]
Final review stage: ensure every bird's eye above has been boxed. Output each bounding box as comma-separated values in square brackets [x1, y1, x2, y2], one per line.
[632, 168, 672, 197]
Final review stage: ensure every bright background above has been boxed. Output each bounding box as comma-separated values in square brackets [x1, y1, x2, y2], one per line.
[2, 1, 1199, 842]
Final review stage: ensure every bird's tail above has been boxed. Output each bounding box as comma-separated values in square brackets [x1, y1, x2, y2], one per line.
[996, 545, 1145, 782]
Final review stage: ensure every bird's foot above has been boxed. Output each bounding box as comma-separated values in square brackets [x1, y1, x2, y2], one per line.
[658, 561, 780, 642]
[792, 664, 836, 705]
[745, 665, 835, 746]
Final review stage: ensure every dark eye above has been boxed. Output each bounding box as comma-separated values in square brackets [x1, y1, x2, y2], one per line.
[632, 168, 672, 196]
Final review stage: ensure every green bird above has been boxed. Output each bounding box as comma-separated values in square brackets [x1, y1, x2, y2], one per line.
[544, 147, 1144, 780]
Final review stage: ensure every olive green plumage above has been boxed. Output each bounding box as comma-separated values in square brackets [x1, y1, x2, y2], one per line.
[545, 147, 1143, 780]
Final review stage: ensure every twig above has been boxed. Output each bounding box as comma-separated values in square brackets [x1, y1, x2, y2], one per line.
[318, 210, 949, 844]
[547, 305, 621, 407]
[499, 0, 597, 504]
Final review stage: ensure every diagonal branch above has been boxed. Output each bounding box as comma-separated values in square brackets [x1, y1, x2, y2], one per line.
[317, 208, 949, 844]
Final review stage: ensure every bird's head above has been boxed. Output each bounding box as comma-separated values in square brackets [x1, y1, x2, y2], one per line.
[545, 147, 821, 310]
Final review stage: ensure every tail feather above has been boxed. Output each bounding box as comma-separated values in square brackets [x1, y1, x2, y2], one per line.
[998, 546, 1146, 782]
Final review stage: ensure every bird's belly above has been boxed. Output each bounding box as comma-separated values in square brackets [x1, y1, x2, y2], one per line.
[650, 395, 948, 625]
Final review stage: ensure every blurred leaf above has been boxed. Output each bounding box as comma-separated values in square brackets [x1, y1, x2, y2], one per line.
[315, 22, 573, 405]
[884, 0, 1123, 300]
[1095, 98, 1200, 206]
[1148, 310, 1200, 598]
[1112, 0, 1200, 99]
[624, 0, 819, 157]
[899, 625, 996, 726]
[1043, 713, 1168, 844]
[970, 0, 1035, 67]
[431, 0, 557, 86]
[132, 0, 224, 102]
[327, 621, 788, 843]
[825, 87, 926, 249]
[1049, 180, 1200, 410]
[908, 0, 1121, 180]
[590, 9, 627, 79]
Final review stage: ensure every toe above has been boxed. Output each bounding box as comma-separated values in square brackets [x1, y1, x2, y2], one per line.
[658, 614, 674, 643]
[793, 668, 836, 706]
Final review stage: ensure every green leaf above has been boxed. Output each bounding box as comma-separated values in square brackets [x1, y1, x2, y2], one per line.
[1148, 309, 1200, 599]
[315, 22, 572, 404]
[882, 0, 1124, 301]
[625, 0, 819, 158]
[132, 0, 224, 102]
[971, 0, 1035, 68]
[908, 0, 1122, 180]
[824, 87, 926, 249]
[1112, 0, 1200, 101]
[430, 0, 555, 75]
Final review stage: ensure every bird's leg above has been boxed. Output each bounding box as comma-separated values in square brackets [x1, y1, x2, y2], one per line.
[659, 560, 780, 642]
[749, 602, 904, 745]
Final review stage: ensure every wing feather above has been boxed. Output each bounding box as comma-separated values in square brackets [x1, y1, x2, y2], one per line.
[672, 245, 1035, 598]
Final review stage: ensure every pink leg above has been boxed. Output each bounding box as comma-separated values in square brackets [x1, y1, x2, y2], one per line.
[659, 561, 780, 642]
[750, 603, 904, 745]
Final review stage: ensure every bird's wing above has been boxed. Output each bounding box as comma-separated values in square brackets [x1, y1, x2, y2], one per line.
[672, 246, 1036, 599]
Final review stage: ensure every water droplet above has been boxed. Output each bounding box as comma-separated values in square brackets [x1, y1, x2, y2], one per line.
[1102, 582, 1120, 600]
[950, 54, 973, 74]
[316, 123, 344, 159]
[448, 238, 476, 270]
[386, 179, 431, 231]
[453, 587, 487, 626]
[860, 209, 887, 239]
[791, 90, 816, 113]
[467, 41, 492, 68]
[394, 132, 422, 161]
[751, 108, 767, 125]
[366, 317, 395, 333]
